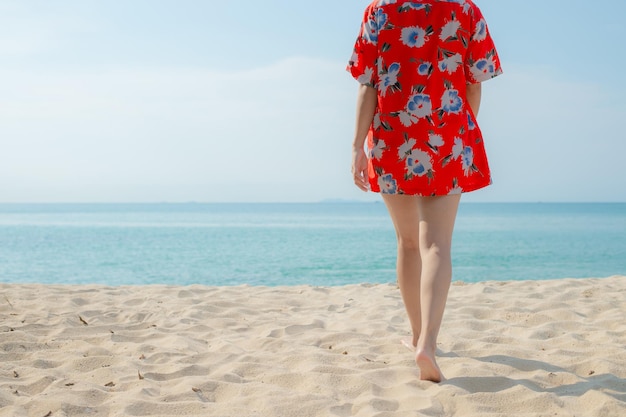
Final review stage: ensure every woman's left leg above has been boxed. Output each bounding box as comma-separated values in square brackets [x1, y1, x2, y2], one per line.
[381, 194, 423, 349]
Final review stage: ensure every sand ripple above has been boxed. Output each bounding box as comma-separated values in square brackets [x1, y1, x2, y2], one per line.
[1, 276, 625, 416]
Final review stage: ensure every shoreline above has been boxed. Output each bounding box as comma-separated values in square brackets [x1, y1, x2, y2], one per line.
[1, 276, 625, 416]
[0, 274, 622, 289]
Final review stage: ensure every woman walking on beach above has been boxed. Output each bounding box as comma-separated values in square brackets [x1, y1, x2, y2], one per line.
[348, 0, 502, 382]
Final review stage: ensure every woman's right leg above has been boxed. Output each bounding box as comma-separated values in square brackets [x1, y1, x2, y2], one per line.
[414, 194, 460, 382]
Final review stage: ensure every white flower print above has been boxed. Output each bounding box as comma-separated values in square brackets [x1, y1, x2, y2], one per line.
[370, 139, 387, 160]
[398, 111, 415, 127]
[406, 149, 433, 177]
[357, 66, 374, 86]
[452, 137, 463, 159]
[373, 113, 381, 130]
[428, 133, 444, 148]
[440, 19, 461, 41]
[398, 138, 416, 160]
[448, 185, 463, 195]
[438, 53, 462, 74]
[401, 26, 428, 48]
[441, 136, 466, 168]
[377, 0, 397, 5]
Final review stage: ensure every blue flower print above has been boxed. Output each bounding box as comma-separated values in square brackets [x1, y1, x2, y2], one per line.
[378, 173, 398, 194]
[470, 56, 498, 82]
[407, 94, 432, 117]
[406, 149, 433, 177]
[401, 26, 427, 48]
[417, 62, 433, 76]
[473, 19, 487, 41]
[408, 158, 426, 176]
[441, 89, 463, 114]
[461, 146, 474, 175]
[406, 2, 428, 9]
[380, 62, 401, 96]
[467, 111, 476, 130]
[377, 0, 397, 5]
[440, 0, 471, 14]
[399, 1, 429, 12]
[399, 93, 433, 126]
[476, 59, 494, 73]
[363, 9, 388, 44]
[375, 9, 388, 30]
[370, 139, 387, 160]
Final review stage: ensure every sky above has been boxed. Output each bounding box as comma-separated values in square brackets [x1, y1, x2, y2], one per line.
[1, 0, 625, 203]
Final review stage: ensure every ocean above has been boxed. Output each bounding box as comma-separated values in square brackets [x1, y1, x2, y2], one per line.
[0, 202, 624, 286]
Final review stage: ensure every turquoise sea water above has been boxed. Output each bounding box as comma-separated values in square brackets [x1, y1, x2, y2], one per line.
[0, 203, 624, 286]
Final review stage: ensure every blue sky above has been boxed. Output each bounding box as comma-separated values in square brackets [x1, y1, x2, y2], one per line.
[1, 0, 625, 202]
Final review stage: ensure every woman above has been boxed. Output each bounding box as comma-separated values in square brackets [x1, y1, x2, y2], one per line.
[348, 0, 502, 382]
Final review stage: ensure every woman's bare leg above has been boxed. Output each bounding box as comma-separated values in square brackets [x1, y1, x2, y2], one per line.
[383, 193, 461, 382]
[415, 194, 460, 382]
[382, 195, 423, 349]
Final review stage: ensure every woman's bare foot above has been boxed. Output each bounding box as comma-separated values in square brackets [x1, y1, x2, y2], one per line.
[415, 349, 445, 383]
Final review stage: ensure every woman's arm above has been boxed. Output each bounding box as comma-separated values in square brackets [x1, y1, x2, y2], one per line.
[466, 82, 482, 117]
[352, 84, 377, 192]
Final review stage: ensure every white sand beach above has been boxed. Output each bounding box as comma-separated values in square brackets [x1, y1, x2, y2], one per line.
[1, 276, 625, 417]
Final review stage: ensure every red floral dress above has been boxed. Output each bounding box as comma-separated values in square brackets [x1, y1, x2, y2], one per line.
[348, 0, 502, 196]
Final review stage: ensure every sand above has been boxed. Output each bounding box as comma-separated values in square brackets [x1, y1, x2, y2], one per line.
[1, 276, 625, 417]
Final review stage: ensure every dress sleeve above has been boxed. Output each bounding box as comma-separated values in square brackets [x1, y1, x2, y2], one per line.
[464, 4, 503, 84]
[346, 4, 379, 89]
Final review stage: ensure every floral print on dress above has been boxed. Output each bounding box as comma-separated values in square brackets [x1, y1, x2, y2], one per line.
[370, 139, 388, 160]
[439, 53, 462, 74]
[401, 26, 432, 48]
[441, 89, 463, 114]
[348, 0, 502, 196]
[378, 173, 398, 194]
[379, 63, 402, 96]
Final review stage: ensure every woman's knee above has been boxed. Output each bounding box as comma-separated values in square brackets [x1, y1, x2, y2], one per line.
[419, 242, 451, 262]
[397, 235, 420, 252]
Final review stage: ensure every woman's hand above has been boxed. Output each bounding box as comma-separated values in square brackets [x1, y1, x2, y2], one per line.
[352, 147, 370, 192]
